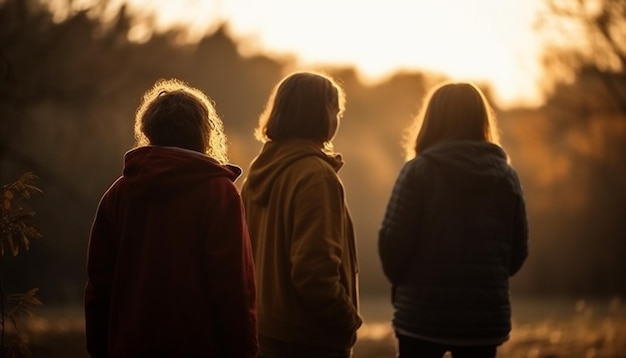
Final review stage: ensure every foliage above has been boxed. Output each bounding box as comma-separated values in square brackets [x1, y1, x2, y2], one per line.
[1, 172, 43, 256]
[1, 172, 43, 358]
[536, 0, 626, 187]
[522, 0, 626, 296]
[0, 0, 285, 305]
[538, 0, 626, 113]
[0, 0, 625, 305]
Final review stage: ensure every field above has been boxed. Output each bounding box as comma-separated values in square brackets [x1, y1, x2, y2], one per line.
[354, 295, 626, 358]
[17, 296, 626, 358]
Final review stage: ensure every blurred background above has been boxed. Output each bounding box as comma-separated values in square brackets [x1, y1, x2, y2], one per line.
[1, 0, 625, 357]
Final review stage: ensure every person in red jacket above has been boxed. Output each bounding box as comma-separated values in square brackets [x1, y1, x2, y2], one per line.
[85, 78, 258, 358]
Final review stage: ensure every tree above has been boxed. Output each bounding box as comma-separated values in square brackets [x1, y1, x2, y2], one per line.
[538, 0, 626, 114]
[0, 172, 43, 358]
[526, 0, 626, 296]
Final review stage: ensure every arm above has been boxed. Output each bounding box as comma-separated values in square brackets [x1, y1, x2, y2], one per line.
[289, 173, 361, 337]
[378, 161, 423, 285]
[85, 193, 116, 358]
[206, 180, 258, 357]
[509, 173, 529, 276]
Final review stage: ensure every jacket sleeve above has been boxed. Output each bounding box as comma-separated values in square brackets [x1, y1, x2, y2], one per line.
[206, 180, 259, 357]
[509, 172, 529, 276]
[289, 173, 362, 339]
[85, 191, 116, 358]
[378, 161, 424, 285]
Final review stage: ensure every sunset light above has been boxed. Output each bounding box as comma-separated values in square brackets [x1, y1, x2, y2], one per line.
[216, 0, 547, 108]
[3, 0, 626, 356]
[47, 0, 547, 108]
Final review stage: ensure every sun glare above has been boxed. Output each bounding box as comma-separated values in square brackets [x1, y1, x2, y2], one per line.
[52, 0, 546, 108]
[214, 0, 546, 108]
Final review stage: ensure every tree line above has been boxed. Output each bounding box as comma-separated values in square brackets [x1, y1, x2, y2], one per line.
[0, 0, 624, 305]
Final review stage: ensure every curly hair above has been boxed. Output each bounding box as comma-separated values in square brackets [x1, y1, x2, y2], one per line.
[134, 78, 228, 164]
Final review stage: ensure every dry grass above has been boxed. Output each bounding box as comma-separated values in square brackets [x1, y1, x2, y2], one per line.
[354, 296, 626, 358]
[13, 296, 626, 358]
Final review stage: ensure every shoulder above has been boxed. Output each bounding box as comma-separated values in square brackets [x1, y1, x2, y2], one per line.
[398, 156, 434, 183]
[201, 175, 243, 203]
[406, 156, 432, 171]
[503, 166, 524, 196]
[288, 155, 339, 182]
[294, 154, 336, 170]
[287, 157, 345, 200]
[98, 176, 124, 204]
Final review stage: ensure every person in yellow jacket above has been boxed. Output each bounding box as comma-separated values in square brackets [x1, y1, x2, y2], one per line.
[241, 71, 362, 358]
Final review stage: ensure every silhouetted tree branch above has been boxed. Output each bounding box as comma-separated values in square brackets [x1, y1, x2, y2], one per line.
[539, 0, 626, 114]
[1, 172, 43, 358]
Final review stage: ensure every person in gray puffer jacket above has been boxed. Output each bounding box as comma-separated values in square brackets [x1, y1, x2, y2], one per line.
[378, 82, 528, 358]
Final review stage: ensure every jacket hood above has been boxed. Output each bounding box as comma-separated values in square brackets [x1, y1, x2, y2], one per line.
[122, 146, 242, 198]
[243, 139, 343, 205]
[421, 141, 510, 189]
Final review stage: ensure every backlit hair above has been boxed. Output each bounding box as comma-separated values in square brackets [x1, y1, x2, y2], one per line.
[134, 78, 228, 164]
[404, 81, 501, 159]
[255, 71, 345, 150]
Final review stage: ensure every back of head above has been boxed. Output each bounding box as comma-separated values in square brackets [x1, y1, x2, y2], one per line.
[134, 78, 228, 164]
[255, 71, 345, 148]
[406, 82, 501, 159]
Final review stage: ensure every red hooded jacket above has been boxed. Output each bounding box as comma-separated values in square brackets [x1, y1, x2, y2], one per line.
[85, 146, 258, 357]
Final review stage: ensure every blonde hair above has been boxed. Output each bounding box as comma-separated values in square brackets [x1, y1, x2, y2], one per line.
[404, 81, 501, 160]
[134, 78, 228, 164]
[255, 71, 345, 151]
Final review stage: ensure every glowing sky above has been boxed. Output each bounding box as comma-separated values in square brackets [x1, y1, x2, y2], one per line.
[51, 0, 548, 108]
[217, 0, 546, 108]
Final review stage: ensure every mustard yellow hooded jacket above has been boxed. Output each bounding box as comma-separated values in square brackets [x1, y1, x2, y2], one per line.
[241, 139, 361, 355]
